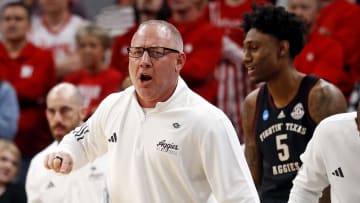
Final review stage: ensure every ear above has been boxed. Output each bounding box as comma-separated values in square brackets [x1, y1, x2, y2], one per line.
[175, 52, 186, 72]
[279, 40, 290, 57]
[80, 107, 87, 121]
[45, 109, 50, 121]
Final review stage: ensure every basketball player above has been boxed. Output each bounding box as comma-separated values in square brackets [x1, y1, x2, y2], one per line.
[241, 5, 347, 203]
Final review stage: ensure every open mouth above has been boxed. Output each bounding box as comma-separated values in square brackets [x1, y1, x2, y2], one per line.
[140, 74, 152, 82]
[246, 65, 256, 72]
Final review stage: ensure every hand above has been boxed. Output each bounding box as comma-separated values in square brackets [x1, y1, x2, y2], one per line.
[44, 152, 73, 174]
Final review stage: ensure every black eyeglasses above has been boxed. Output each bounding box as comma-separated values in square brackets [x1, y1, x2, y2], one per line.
[127, 47, 180, 58]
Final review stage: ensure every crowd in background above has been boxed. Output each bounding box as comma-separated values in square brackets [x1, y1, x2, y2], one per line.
[1, 0, 360, 202]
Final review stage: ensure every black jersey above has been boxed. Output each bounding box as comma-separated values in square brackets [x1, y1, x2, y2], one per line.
[255, 75, 319, 203]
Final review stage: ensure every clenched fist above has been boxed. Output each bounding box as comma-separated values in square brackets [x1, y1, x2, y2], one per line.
[44, 152, 73, 174]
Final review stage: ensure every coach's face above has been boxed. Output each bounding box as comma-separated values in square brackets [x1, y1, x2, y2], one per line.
[128, 23, 185, 108]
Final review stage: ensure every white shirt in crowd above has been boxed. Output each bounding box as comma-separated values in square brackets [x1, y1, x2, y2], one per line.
[28, 14, 87, 65]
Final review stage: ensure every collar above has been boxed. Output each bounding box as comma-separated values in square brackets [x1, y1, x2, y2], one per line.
[132, 77, 189, 115]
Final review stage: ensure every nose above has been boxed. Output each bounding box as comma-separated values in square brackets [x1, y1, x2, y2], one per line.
[139, 50, 152, 68]
[52, 111, 63, 123]
[243, 49, 252, 65]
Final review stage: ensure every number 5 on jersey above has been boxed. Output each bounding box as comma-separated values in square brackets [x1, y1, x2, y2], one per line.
[276, 134, 289, 161]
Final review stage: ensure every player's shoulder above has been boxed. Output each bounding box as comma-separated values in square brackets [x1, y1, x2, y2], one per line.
[242, 86, 261, 113]
[308, 78, 347, 123]
[308, 78, 347, 108]
[310, 78, 343, 99]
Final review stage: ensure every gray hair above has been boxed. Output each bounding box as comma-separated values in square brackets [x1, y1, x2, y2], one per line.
[138, 20, 184, 51]
[76, 23, 111, 50]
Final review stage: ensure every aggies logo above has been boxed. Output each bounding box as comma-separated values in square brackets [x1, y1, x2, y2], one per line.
[156, 140, 180, 155]
[291, 103, 305, 120]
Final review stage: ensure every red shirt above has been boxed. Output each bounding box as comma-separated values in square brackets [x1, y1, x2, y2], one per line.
[169, 13, 223, 104]
[110, 24, 138, 77]
[317, 0, 360, 86]
[205, 0, 270, 142]
[0, 42, 56, 157]
[295, 29, 351, 96]
[206, 0, 269, 46]
[63, 67, 123, 118]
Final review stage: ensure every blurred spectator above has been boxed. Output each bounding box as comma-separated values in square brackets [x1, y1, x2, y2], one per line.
[288, 0, 351, 97]
[26, 82, 108, 203]
[22, 0, 87, 18]
[135, 0, 171, 23]
[0, 139, 26, 203]
[95, 0, 136, 37]
[207, 0, 268, 142]
[0, 80, 19, 140]
[28, 0, 88, 78]
[317, 0, 360, 97]
[110, 0, 171, 80]
[81, 0, 114, 20]
[0, 2, 56, 185]
[0, 0, 19, 40]
[0, 0, 19, 10]
[168, 0, 223, 104]
[207, 0, 268, 46]
[63, 24, 123, 118]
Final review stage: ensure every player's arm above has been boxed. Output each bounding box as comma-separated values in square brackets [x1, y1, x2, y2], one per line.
[308, 79, 347, 124]
[241, 89, 262, 188]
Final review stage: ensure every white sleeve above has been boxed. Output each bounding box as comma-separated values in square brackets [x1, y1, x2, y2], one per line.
[58, 95, 113, 169]
[25, 156, 42, 203]
[288, 124, 330, 203]
[200, 114, 259, 203]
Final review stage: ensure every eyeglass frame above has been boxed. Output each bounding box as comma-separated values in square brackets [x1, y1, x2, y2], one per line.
[127, 46, 180, 59]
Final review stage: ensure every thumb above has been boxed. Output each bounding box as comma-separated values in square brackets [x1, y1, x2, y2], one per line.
[53, 156, 62, 171]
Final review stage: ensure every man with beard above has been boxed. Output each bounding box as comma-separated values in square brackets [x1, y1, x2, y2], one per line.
[25, 83, 108, 203]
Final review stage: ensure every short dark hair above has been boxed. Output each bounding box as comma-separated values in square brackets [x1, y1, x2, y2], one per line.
[242, 5, 307, 59]
[1, 2, 31, 20]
